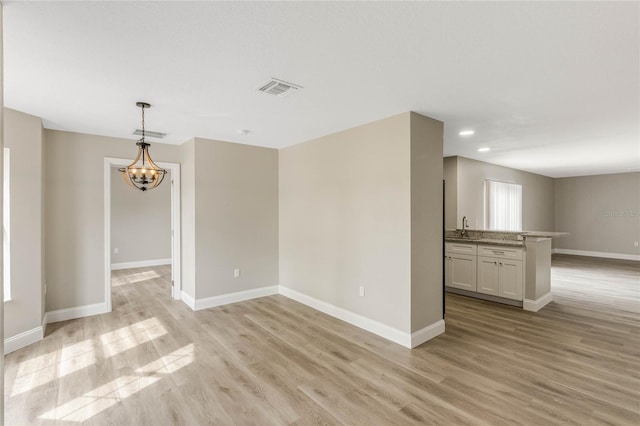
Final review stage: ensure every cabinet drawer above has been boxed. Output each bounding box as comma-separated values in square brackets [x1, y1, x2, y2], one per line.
[445, 242, 477, 255]
[478, 245, 523, 260]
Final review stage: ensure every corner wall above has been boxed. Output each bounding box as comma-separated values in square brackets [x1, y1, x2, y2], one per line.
[1, 7, 5, 415]
[44, 130, 181, 312]
[280, 113, 412, 334]
[444, 156, 555, 232]
[180, 139, 196, 299]
[410, 112, 444, 333]
[280, 112, 444, 346]
[192, 137, 279, 301]
[554, 172, 640, 258]
[443, 156, 458, 229]
[3, 108, 44, 350]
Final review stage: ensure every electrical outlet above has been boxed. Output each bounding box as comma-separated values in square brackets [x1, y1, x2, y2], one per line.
[234, 268, 240, 278]
[634, 242, 639, 247]
[359, 286, 365, 297]
[113, 247, 119, 254]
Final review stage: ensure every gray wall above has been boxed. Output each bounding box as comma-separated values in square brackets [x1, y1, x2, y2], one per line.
[410, 113, 444, 332]
[44, 130, 181, 311]
[192, 137, 279, 299]
[110, 167, 171, 265]
[554, 172, 640, 256]
[1, 4, 4, 416]
[180, 139, 196, 298]
[4, 109, 44, 340]
[444, 156, 555, 232]
[280, 112, 443, 334]
[280, 112, 411, 332]
[443, 156, 457, 229]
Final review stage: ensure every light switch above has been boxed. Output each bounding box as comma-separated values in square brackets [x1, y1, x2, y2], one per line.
[234, 268, 240, 278]
[359, 286, 365, 297]
[113, 248, 119, 254]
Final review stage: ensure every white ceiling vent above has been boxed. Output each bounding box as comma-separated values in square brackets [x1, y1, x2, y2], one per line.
[133, 129, 167, 139]
[257, 78, 303, 97]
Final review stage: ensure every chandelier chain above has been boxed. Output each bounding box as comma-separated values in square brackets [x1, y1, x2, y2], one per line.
[141, 104, 146, 140]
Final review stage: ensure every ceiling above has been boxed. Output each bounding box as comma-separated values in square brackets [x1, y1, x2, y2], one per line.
[3, 1, 639, 178]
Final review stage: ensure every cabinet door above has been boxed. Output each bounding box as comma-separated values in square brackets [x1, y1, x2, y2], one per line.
[499, 259, 523, 300]
[477, 256, 499, 296]
[449, 253, 477, 291]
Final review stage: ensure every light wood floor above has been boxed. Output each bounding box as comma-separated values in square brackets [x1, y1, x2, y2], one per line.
[4, 255, 640, 425]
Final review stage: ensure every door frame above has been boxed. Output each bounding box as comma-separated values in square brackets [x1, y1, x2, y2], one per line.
[103, 157, 182, 312]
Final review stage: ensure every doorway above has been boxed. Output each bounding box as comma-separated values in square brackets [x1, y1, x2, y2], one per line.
[103, 158, 181, 312]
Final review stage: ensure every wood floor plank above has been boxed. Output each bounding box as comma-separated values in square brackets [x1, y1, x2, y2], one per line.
[4, 256, 640, 425]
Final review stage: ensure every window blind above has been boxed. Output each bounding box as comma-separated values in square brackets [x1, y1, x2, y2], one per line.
[486, 180, 522, 231]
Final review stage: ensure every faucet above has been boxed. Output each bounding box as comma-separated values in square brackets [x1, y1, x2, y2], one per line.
[461, 216, 469, 237]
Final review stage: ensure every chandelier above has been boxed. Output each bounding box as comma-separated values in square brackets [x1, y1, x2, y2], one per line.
[119, 102, 167, 191]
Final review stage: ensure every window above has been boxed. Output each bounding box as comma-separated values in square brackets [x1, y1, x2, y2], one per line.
[485, 180, 522, 232]
[3, 148, 10, 301]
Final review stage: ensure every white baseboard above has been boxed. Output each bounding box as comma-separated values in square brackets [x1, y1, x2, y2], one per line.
[194, 286, 279, 311]
[523, 292, 553, 312]
[46, 302, 110, 324]
[181, 291, 196, 310]
[552, 248, 640, 261]
[111, 258, 172, 270]
[411, 320, 446, 348]
[279, 286, 442, 349]
[4, 326, 44, 354]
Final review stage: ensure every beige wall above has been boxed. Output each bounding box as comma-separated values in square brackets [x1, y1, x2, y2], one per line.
[409, 113, 444, 332]
[180, 139, 196, 298]
[110, 167, 171, 265]
[1, 7, 5, 411]
[280, 112, 443, 334]
[4, 109, 44, 339]
[554, 172, 640, 256]
[443, 156, 457, 229]
[45, 130, 181, 311]
[192, 137, 279, 299]
[445, 156, 555, 232]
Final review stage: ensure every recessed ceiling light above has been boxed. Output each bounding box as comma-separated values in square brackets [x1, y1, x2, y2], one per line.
[477, 147, 491, 152]
[237, 129, 251, 136]
[459, 130, 475, 136]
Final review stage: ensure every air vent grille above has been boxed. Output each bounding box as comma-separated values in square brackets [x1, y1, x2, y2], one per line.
[133, 129, 167, 139]
[258, 78, 303, 97]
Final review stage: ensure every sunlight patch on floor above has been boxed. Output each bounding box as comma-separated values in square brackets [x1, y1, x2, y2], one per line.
[136, 343, 195, 375]
[12, 318, 170, 397]
[100, 317, 167, 357]
[11, 339, 96, 397]
[38, 344, 194, 422]
[38, 375, 160, 422]
[111, 270, 161, 287]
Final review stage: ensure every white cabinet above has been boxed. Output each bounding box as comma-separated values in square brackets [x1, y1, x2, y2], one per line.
[477, 256, 500, 296]
[478, 246, 523, 261]
[446, 242, 524, 302]
[499, 259, 523, 300]
[477, 246, 524, 301]
[445, 243, 477, 292]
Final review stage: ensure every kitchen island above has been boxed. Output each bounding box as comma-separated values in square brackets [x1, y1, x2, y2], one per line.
[444, 229, 568, 311]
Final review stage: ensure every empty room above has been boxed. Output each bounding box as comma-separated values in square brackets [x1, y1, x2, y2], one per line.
[1, 1, 639, 425]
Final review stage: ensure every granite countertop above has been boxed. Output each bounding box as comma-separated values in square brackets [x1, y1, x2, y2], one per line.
[445, 229, 568, 247]
[445, 237, 525, 247]
[521, 231, 569, 238]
